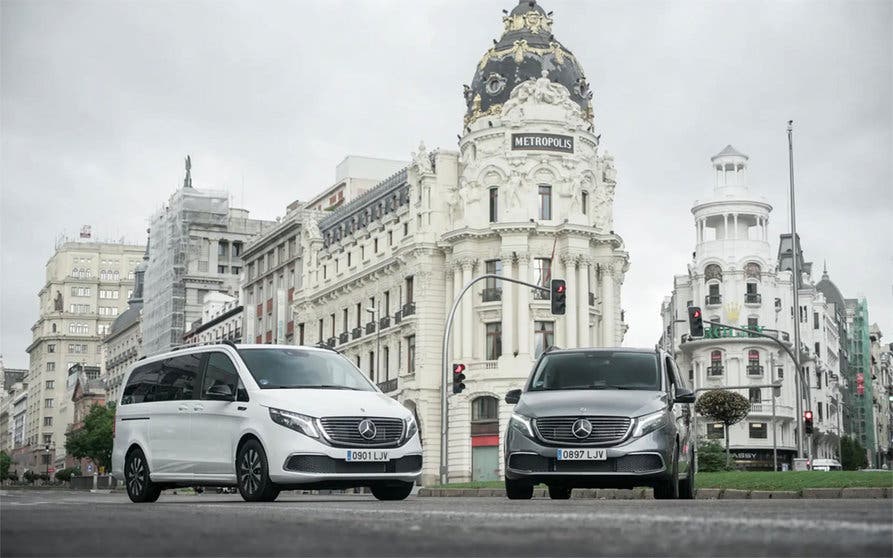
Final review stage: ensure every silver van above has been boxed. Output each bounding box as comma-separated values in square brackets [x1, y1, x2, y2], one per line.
[503, 347, 695, 499]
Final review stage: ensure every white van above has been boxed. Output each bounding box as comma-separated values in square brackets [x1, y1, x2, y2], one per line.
[811, 458, 842, 471]
[112, 343, 422, 503]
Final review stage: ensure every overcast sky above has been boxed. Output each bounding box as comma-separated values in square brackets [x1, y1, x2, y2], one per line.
[2, 0, 890, 369]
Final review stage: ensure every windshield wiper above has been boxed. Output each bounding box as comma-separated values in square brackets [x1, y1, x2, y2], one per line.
[270, 385, 360, 390]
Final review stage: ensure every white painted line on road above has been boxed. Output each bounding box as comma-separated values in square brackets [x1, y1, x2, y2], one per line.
[184, 503, 893, 536]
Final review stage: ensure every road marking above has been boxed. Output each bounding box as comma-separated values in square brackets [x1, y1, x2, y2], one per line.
[183, 502, 893, 536]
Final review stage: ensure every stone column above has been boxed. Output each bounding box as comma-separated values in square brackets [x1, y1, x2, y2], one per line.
[577, 258, 589, 347]
[601, 262, 615, 346]
[461, 260, 474, 360]
[733, 213, 739, 240]
[517, 254, 531, 357]
[564, 254, 578, 349]
[451, 265, 462, 360]
[500, 253, 515, 360]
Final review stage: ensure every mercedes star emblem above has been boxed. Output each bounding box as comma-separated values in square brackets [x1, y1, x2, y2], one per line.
[572, 418, 593, 439]
[358, 419, 377, 440]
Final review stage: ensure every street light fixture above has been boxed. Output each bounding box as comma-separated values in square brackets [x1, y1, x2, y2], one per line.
[366, 307, 380, 386]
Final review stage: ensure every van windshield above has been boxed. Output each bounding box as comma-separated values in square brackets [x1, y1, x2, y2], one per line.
[529, 351, 661, 391]
[239, 348, 376, 391]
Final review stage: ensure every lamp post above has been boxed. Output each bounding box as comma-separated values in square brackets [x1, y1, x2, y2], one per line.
[366, 307, 380, 385]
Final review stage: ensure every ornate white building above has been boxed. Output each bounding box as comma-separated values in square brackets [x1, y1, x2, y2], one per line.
[661, 147, 844, 469]
[289, 0, 629, 484]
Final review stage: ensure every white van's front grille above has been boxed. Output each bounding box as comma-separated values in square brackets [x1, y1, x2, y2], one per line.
[319, 417, 405, 447]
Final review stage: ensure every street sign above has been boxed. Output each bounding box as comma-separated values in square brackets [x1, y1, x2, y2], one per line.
[87, 464, 94, 473]
[47, 467, 55, 474]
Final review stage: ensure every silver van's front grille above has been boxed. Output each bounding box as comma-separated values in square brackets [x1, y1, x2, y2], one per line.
[534, 416, 632, 445]
[319, 417, 405, 447]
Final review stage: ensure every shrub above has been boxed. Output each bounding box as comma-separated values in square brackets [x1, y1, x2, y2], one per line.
[23, 470, 37, 483]
[55, 467, 80, 482]
[697, 440, 733, 472]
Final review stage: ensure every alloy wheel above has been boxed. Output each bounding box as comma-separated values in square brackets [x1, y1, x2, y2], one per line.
[127, 454, 145, 496]
[240, 448, 262, 495]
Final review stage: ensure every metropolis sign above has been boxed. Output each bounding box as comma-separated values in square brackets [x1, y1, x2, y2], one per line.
[511, 133, 574, 153]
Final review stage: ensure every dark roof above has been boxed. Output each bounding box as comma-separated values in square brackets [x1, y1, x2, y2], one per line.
[108, 302, 142, 338]
[464, 1, 592, 122]
[3, 368, 27, 391]
[816, 268, 846, 316]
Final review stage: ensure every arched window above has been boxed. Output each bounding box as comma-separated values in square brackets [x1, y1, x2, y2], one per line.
[747, 349, 763, 376]
[471, 396, 499, 436]
[745, 262, 761, 280]
[708, 350, 724, 376]
[52, 323, 57, 333]
[704, 263, 723, 282]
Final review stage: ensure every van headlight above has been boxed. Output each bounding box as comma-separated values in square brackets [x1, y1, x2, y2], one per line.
[510, 413, 534, 437]
[632, 410, 667, 438]
[269, 407, 319, 439]
[403, 415, 418, 441]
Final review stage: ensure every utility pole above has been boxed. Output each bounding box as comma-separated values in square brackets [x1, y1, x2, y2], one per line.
[770, 353, 778, 471]
[787, 120, 807, 462]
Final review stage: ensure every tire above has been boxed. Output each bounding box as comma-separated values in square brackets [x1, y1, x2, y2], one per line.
[505, 478, 534, 500]
[548, 485, 572, 500]
[125, 448, 162, 503]
[370, 481, 414, 501]
[654, 445, 680, 500]
[236, 439, 280, 502]
[678, 446, 695, 500]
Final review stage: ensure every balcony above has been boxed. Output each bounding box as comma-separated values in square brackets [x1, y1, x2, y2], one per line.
[326, 337, 337, 348]
[365, 322, 376, 335]
[401, 302, 416, 317]
[747, 364, 765, 376]
[707, 365, 724, 377]
[705, 294, 722, 307]
[394, 310, 403, 324]
[379, 316, 391, 329]
[338, 332, 349, 345]
[378, 378, 398, 393]
[481, 288, 502, 302]
[745, 293, 762, 305]
[351, 327, 362, 340]
[589, 292, 596, 306]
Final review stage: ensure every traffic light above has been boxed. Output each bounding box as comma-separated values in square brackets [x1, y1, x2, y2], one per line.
[803, 410, 814, 435]
[452, 363, 466, 394]
[688, 306, 704, 338]
[550, 279, 566, 315]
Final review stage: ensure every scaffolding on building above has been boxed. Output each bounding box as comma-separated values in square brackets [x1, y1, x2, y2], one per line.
[141, 187, 230, 356]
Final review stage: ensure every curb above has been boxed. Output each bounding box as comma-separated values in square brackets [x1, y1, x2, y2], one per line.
[417, 487, 891, 499]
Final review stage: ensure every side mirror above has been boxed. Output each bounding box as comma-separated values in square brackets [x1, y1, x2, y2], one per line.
[505, 389, 522, 404]
[674, 387, 695, 404]
[206, 384, 234, 401]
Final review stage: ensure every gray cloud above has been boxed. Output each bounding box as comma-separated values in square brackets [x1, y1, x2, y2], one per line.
[2, 0, 890, 367]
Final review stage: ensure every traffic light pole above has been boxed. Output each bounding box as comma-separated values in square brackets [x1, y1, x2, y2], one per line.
[704, 319, 811, 460]
[440, 274, 549, 485]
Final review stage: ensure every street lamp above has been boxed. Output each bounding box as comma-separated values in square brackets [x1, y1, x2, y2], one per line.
[366, 307, 380, 386]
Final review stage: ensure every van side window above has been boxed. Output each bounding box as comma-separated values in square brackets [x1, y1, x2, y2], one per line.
[203, 353, 239, 400]
[155, 354, 202, 401]
[121, 361, 161, 405]
[664, 356, 677, 399]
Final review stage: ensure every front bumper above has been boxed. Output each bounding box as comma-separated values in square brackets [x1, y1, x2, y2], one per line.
[504, 425, 673, 487]
[264, 421, 423, 485]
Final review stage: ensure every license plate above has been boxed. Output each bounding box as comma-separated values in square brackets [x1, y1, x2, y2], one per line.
[345, 450, 389, 462]
[556, 448, 607, 461]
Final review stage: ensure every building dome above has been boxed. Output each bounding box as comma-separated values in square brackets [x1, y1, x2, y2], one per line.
[463, 0, 593, 125]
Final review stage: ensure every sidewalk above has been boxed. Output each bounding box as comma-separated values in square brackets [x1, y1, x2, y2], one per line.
[418, 487, 891, 499]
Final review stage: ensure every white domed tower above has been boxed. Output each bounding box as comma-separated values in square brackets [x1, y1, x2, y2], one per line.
[444, 0, 629, 370]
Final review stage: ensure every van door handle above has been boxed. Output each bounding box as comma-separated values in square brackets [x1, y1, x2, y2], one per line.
[237, 406, 247, 411]
[178, 405, 189, 412]
[193, 405, 204, 412]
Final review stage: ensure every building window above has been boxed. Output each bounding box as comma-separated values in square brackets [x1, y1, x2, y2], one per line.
[747, 349, 762, 375]
[818, 402, 823, 422]
[347, 252, 352, 267]
[538, 185, 552, 220]
[330, 313, 336, 338]
[42, 435, 53, 446]
[368, 351, 375, 381]
[407, 335, 416, 372]
[388, 231, 393, 246]
[707, 422, 724, 440]
[471, 396, 499, 436]
[374, 238, 379, 253]
[403, 222, 409, 237]
[704, 264, 723, 282]
[534, 258, 552, 289]
[383, 346, 390, 380]
[342, 308, 349, 332]
[813, 312, 820, 330]
[748, 387, 761, 403]
[318, 319, 324, 342]
[534, 321, 554, 358]
[749, 422, 768, 439]
[483, 260, 502, 301]
[489, 187, 498, 223]
[581, 190, 589, 215]
[45, 380, 54, 390]
[405, 276, 414, 304]
[46, 362, 55, 372]
[47, 343, 56, 353]
[44, 417, 53, 427]
[45, 398, 54, 409]
[298, 323, 305, 345]
[747, 317, 758, 333]
[485, 323, 502, 360]
[814, 342, 820, 357]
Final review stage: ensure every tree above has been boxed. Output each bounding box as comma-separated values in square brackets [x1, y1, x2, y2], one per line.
[0, 451, 11, 481]
[65, 403, 115, 471]
[841, 436, 869, 470]
[695, 390, 751, 467]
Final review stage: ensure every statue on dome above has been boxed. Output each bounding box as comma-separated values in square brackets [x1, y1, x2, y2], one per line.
[412, 141, 433, 175]
[592, 181, 615, 233]
[303, 217, 322, 242]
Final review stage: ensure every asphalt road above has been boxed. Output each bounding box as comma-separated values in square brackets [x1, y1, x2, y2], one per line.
[2, 490, 891, 557]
